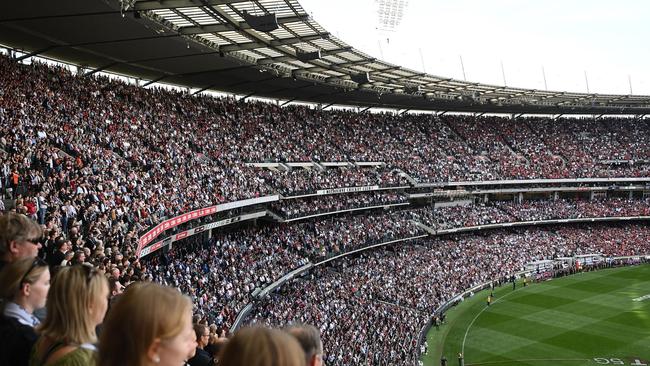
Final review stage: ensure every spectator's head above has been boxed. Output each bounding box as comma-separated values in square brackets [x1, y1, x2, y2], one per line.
[286, 325, 324, 366]
[218, 326, 305, 366]
[108, 276, 124, 298]
[72, 250, 86, 265]
[64, 250, 74, 263]
[0, 256, 50, 314]
[38, 265, 109, 344]
[55, 239, 69, 253]
[98, 282, 196, 366]
[194, 323, 210, 349]
[0, 213, 43, 263]
[205, 336, 228, 360]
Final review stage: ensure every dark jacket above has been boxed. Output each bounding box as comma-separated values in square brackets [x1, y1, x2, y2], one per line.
[0, 314, 39, 366]
[187, 347, 213, 366]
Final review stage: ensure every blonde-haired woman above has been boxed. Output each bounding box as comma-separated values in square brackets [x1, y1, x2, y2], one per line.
[29, 265, 109, 366]
[98, 282, 197, 366]
[0, 257, 50, 366]
[219, 326, 305, 366]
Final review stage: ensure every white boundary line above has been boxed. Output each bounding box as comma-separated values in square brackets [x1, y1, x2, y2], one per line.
[461, 288, 520, 357]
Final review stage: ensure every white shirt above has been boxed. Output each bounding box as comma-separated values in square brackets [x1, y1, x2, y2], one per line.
[3, 301, 40, 327]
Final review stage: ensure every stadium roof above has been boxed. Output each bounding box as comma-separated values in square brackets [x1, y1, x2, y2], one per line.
[2, 0, 650, 115]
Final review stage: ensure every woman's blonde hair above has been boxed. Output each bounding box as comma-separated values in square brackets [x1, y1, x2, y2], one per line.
[218, 326, 305, 366]
[98, 282, 193, 366]
[0, 257, 48, 301]
[37, 265, 108, 344]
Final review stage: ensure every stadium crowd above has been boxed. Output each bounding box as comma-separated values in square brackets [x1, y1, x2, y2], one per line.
[271, 192, 408, 219]
[248, 222, 650, 366]
[410, 197, 650, 230]
[2, 54, 650, 366]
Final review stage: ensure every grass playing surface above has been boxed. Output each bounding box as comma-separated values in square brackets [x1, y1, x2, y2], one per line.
[422, 265, 650, 366]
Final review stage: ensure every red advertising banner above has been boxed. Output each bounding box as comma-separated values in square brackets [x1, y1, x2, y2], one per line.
[136, 206, 218, 256]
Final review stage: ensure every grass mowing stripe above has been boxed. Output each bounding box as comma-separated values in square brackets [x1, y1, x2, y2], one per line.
[423, 265, 650, 366]
[462, 289, 520, 356]
[465, 358, 591, 366]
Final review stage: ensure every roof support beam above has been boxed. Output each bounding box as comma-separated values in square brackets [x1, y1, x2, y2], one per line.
[16, 46, 55, 61]
[302, 58, 372, 73]
[192, 84, 216, 95]
[280, 98, 297, 106]
[256, 47, 352, 65]
[79, 50, 222, 77]
[143, 75, 168, 87]
[178, 14, 310, 35]
[239, 92, 256, 101]
[84, 62, 119, 77]
[155, 65, 254, 83]
[134, 0, 250, 11]
[220, 33, 326, 52]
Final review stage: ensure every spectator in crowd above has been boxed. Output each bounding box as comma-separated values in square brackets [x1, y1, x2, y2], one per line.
[47, 240, 69, 268]
[218, 326, 305, 366]
[107, 277, 124, 301]
[188, 323, 213, 366]
[0, 257, 50, 366]
[286, 324, 324, 366]
[3, 52, 650, 366]
[59, 250, 74, 267]
[0, 213, 43, 272]
[30, 265, 109, 366]
[98, 282, 196, 366]
[205, 336, 228, 364]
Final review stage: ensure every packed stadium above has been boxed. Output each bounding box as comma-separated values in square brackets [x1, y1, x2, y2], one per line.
[1, 1, 649, 366]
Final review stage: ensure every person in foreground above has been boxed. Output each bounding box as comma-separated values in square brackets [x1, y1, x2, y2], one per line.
[0, 213, 43, 272]
[0, 257, 50, 366]
[188, 323, 213, 366]
[286, 324, 324, 366]
[98, 282, 197, 366]
[29, 265, 109, 366]
[218, 326, 305, 366]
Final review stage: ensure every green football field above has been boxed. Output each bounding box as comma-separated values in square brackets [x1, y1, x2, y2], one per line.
[422, 265, 650, 366]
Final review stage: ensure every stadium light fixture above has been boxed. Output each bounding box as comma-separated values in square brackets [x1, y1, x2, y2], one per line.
[296, 50, 321, 62]
[242, 11, 279, 32]
[351, 72, 371, 84]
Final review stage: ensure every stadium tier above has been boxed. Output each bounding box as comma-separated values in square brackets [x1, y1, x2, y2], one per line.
[2, 1, 650, 364]
[1, 52, 650, 365]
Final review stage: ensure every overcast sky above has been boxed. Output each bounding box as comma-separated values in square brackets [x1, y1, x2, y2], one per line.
[299, 0, 650, 95]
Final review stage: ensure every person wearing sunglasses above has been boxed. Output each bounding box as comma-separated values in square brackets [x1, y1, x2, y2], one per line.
[0, 213, 43, 273]
[0, 257, 51, 366]
[29, 265, 109, 366]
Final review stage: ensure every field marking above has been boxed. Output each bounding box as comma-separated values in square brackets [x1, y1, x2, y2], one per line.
[461, 288, 519, 357]
[632, 294, 650, 302]
[466, 358, 590, 365]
